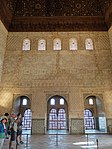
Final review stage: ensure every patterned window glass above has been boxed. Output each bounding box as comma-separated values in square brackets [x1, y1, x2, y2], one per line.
[58, 109, 66, 129]
[84, 109, 95, 129]
[49, 109, 57, 129]
[22, 38, 30, 50]
[22, 109, 32, 130]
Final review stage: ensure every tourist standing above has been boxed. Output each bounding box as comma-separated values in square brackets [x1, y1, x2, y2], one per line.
[0, 116, 7, 149]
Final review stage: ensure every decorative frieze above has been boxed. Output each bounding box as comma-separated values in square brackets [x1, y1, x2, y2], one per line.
[9, 16, 108, 31]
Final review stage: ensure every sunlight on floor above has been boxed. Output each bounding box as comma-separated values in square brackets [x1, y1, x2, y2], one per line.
[73, 141, 97, 148]
[81, 145, 97, 148]
[73, 141, 94, 145]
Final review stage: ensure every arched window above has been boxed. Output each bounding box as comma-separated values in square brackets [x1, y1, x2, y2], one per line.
[38, 39, 46, 50]
[84, 109, 95, 129]
[22, 109, 32, 130]
[47, 96, 68, 132]
[50, 98, 55, 105]
[22, 38, 30, 51]
[69, 38, 77, 50]
[49, 109, 57, 129]
[60, 98, 64, 105]
[85, 38, 94, 50]
[89, 98, 93, 105]
[53, 38, 61, 50]
[22, 98, 27, 105]
[58, 109, 66, 129]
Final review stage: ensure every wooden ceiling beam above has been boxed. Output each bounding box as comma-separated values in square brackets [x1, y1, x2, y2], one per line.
[0, 0, 12, 30]
[105, 3, 112, 28]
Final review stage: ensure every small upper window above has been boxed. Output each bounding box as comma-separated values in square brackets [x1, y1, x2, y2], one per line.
[85, 38, 93, 50]
[53, 38, 61, 50]
[89, 98, 93, 105]
[69, 38, 77, 50]
[22, 98, 27, 105]
[22, 38, 30, 51]
[50, 98, 55, 105]
[60, 98, 64, 105]
[38, 39, 46, 50]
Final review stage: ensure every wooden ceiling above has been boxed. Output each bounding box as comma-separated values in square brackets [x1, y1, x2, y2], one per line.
[0, 0, 112, 31]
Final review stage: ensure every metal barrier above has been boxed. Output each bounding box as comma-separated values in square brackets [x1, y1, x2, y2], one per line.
[96, 139, 99, 149]
[15, 133, 100, 149]
[86, 134, 99, 148]
[56, 134, 58, 146]
[86, 134, 89, 145]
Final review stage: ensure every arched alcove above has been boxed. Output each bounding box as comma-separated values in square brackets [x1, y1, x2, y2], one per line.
[84, 95, 107, 133]
[47, 95, 69, 134]
[13, 95, 32, 133]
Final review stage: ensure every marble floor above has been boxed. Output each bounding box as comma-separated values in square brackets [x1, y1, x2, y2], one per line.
[2, 129, 112, 149]
[10, 133, 112, 149]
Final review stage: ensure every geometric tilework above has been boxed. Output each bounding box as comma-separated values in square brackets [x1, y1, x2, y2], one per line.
[106, 118, 112, 133]
[70, 118, 84, 134]
[32, 119, 45, 134]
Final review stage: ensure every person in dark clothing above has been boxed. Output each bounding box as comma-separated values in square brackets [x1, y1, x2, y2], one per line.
[15, 113, 24, 145]
[9, 112, 17, 149]
[4, 113, 10, 139]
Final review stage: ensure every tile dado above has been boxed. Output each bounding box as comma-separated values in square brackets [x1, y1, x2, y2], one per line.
[70, 118, 84, 134]
[32, 118, 84, 134]
[107, 118, 112, 133]
[32, 119, 45, 134]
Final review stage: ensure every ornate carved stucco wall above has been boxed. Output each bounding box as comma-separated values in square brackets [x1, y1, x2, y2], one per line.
[2, 31, 111, 87]
[0, 31, 112, 133]
[0, 21, 8, 82]
[0, 21, 9, 114]
[105, 26, 112, 129]
[108, 26, 112, 51]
